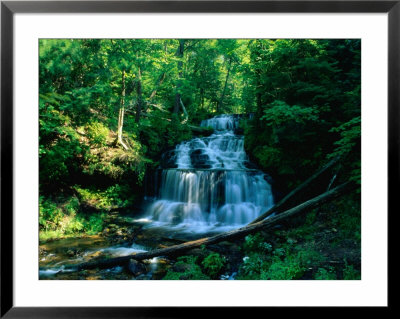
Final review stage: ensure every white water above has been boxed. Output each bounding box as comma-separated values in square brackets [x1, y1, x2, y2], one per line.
[144, 114, 274, 233]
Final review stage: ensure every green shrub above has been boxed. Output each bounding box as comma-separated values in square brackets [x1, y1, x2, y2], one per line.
[260, 255, 305, 280]
[237, 253, 271, 280]
[65, 216, 84, 234]
[296, 249, 326, 267]
[39, 195, 108, 240]
[314, 267, 337, 280]
[86, 121, 109, 147]
[83, 212, 107, 235]
[238, 244, 326, 280]
[162, 255, 210, 280]
[343, 261, 361, 280]
[201, 252, 226, 279]
[242, 234, 273, 254]
[39, 197, 61, 234]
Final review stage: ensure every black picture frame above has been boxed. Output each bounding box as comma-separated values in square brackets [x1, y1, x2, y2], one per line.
[1, 0, 395, 317]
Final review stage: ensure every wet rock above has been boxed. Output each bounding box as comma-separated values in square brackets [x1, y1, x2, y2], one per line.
[66, 248, 83, 257]
[128, 259, 147, 276]
[190, 149, 212, 169]
[160, 150, 178, 168]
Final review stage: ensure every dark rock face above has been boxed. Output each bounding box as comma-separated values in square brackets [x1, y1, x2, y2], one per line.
[160, 150, 178, 169]
[189, 149, 212, 169]
[243, 161, 258, 170]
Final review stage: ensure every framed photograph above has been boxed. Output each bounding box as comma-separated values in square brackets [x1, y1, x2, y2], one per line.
[1, 0, 395, 317]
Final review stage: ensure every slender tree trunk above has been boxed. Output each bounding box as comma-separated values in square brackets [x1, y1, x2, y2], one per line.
[135, 67, 143, 123]
[117, 70, 129, 150]
[180, 98, 189, 123]
[173, 39, 185, 114]
[217, 57, 233, 113]
[200, 87, 205, 108]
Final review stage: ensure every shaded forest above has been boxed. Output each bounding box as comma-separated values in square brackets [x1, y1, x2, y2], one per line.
[39, 39, 361, 280]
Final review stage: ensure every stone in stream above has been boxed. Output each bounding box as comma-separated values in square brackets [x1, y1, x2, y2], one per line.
[128, 259, 147, 277]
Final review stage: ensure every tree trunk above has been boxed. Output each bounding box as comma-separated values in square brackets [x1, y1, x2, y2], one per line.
[173, 39, 185, 114]
[180, 98, 189, 123]
[250, 156, 341, 224]
[70, 182, 353, 270]
[135, 67, 143, 123]
[117, 70, 129, 150]
[217, 57, 232, 113]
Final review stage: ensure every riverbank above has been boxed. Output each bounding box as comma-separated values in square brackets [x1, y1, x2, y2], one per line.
[39, 192, 360, 280]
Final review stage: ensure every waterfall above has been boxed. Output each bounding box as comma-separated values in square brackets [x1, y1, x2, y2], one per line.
[144, 114, 274, 232]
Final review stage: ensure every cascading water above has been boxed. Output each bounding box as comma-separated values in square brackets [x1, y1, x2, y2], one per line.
[143, 114, 274, 233]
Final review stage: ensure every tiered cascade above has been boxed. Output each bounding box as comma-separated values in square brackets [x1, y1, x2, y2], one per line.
[145, 114, 274, 231]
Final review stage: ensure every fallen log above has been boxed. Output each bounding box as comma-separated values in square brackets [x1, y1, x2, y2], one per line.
[69, 182, 353, 271]
[249, 156, 341, 224]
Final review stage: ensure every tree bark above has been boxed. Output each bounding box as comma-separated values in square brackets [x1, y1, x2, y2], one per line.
[180, 98, 189, 123]
[135, 67, 143, 123]
[70, 182, 353, 271]
[217, 57, 233, 113]
[117, 70, 129, 150]
[173, 39, 185, 114]
[249, 156, 340, 224]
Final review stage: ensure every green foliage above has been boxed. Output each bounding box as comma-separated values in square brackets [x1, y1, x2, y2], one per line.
[314, 267, 337, 280]
[329, 196, 361, 243]
[242, 234, 273, 254]
[296, 248, 326, 267]
[73, 184, 133, 210]
[39, 38, 361, 194]
[237, 253, 271, 280]
[260, 255, 305, 280]
[39, 196, 65, 231]
[85, 121, 110, 147]
[237, 230, 327, 280]
[166, 116, 193, 147]
[328, 116, 361, 185]
[39, 93, 85, 190]
[261, 100, 319, 126]
[343, 260, 361, 280]
[238, 247, 326, 280]
[39, 195, 107, 240]
[163, 255, 210, 280]
[201, 252, 226, 278]
[83, 212, 107, 235]
[244, 39, 360, 192]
